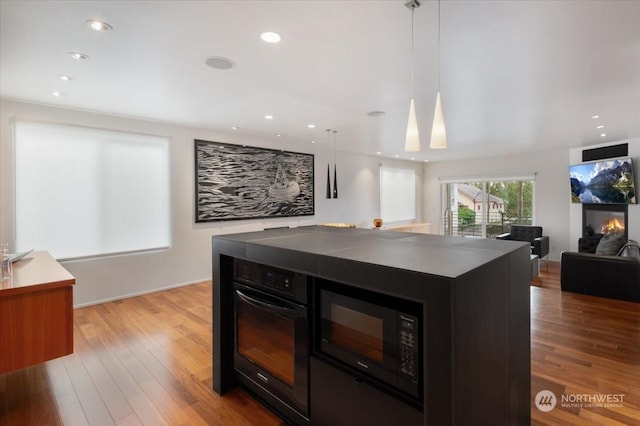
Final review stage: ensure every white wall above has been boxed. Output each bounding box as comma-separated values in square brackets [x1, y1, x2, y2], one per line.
[569, 138, 640, 251]
[0, 99, 421, 306]
[422, 148, 570, 261]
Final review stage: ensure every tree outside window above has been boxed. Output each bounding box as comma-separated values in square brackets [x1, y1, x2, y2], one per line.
[442, 179, 534, 238]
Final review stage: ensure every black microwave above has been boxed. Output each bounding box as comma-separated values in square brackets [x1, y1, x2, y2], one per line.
[315, 279, 422, 401]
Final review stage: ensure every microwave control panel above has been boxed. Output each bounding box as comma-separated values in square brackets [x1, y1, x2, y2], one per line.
[398, 313, 419, 380]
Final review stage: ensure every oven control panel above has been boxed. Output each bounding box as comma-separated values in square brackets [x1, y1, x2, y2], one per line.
[398, 313, 418, 380]
[234, 259, 300, 299]
[263, 269, 294, 294]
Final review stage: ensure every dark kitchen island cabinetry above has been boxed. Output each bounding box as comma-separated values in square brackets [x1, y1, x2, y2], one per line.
[213, 226, 531, 425]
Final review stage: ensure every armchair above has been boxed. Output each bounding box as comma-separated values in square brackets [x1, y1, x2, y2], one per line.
[496, 225, 550, 260]
[578, 236, 603, 253]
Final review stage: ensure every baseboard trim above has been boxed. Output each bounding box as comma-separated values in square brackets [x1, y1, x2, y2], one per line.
[73, 278, 211, 309]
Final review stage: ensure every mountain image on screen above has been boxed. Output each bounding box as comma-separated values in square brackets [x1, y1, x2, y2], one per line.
[569, 158, 636, 204]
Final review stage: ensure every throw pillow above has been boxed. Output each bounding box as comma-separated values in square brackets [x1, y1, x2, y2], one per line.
[595, 233, 626, 255]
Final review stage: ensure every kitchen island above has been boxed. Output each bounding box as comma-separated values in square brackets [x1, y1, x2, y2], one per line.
[213, 226, 530, 425]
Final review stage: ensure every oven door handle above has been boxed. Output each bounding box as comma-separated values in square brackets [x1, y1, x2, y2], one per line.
[235, 289, 298, 317]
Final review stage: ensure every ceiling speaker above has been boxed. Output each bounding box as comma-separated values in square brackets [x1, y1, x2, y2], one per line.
[205, 56, 236, 70]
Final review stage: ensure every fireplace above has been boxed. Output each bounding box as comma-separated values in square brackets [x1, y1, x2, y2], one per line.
[582, 204, 628, 240]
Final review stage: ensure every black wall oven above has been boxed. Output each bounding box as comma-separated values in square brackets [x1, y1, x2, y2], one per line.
[315, 279, 422, 403]
[233, 259, 309, 420]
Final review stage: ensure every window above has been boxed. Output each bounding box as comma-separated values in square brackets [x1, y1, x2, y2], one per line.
[15, 122, 170, 259]
[441, 177, 534, 238]
[379, 166, 416, 223]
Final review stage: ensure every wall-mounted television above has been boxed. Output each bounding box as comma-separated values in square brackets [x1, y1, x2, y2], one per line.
[569, 157, 636, 204]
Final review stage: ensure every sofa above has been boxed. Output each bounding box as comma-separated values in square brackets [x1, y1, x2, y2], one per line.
[561, 238, 640, 302]
[496, 225, 550, 260]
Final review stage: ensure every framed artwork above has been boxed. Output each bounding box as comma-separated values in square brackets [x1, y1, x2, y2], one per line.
[195, 140, 315, 222]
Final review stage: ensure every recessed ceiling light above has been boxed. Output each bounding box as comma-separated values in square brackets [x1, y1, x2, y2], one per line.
[68, 52, 89, 60]
[58, 75, 74, 81]
[596, 125, 605, 129]
[311, 140, 316, 144]
[261, 32, 281, 43]
[394, 155, 400, 158]
[424, 160, 429, 162]
[600, 133, 607, 137]
[376, 152, 382, 155]
[591, 115, 600, 119]
[411, 157, 415, 161]
[265, 115, 274, 120]
[307, 124, 315, 128]
[51, 91, 60, 97]
[231, 126, 238, 130]
[275, 133, 282, 137]
[86, 20, 113, 31]
[205, 56, 236, 70]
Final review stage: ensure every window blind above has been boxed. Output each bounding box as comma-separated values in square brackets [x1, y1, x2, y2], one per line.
[379, 166, 416, 223]
[14, 122, 170, 260]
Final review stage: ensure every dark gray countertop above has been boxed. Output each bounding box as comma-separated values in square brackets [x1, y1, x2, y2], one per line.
[214, 225, 529, 279]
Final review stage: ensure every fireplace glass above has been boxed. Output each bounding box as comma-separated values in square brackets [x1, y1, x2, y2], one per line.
[583, 204, 628, 240]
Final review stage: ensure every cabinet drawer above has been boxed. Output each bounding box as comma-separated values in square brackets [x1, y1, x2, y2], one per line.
[310, 357, 423, 426]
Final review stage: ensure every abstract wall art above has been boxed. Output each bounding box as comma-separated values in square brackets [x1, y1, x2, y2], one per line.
[195, 140, 315, 222]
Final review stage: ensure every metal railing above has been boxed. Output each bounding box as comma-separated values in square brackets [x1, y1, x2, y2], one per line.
[442, 210, 532, 238]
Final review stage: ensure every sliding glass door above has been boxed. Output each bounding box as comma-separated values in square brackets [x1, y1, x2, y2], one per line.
[441, 179, 534, 238]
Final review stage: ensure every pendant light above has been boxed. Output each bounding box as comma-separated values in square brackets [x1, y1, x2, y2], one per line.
[430, 0, 447, 149]
[332, 130, 338, 199]
[404, 0, 420, 152]
[325, 129, 332, 199]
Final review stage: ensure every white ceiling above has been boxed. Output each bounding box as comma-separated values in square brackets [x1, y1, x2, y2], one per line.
[1, 0, 639, 162]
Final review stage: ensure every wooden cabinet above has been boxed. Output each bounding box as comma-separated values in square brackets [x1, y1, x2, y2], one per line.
[384, 222, 430, 234]
[0, 251, 75, 374]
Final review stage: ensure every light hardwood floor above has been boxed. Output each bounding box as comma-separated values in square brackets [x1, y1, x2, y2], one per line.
[1, 263, 638, 425]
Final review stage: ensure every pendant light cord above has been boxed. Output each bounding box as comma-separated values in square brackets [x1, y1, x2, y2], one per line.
[411, 6, 415, 95]
[438, 0, 441, 91]
[326, 128, 331, 159]
[333, 130, 337, 164]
